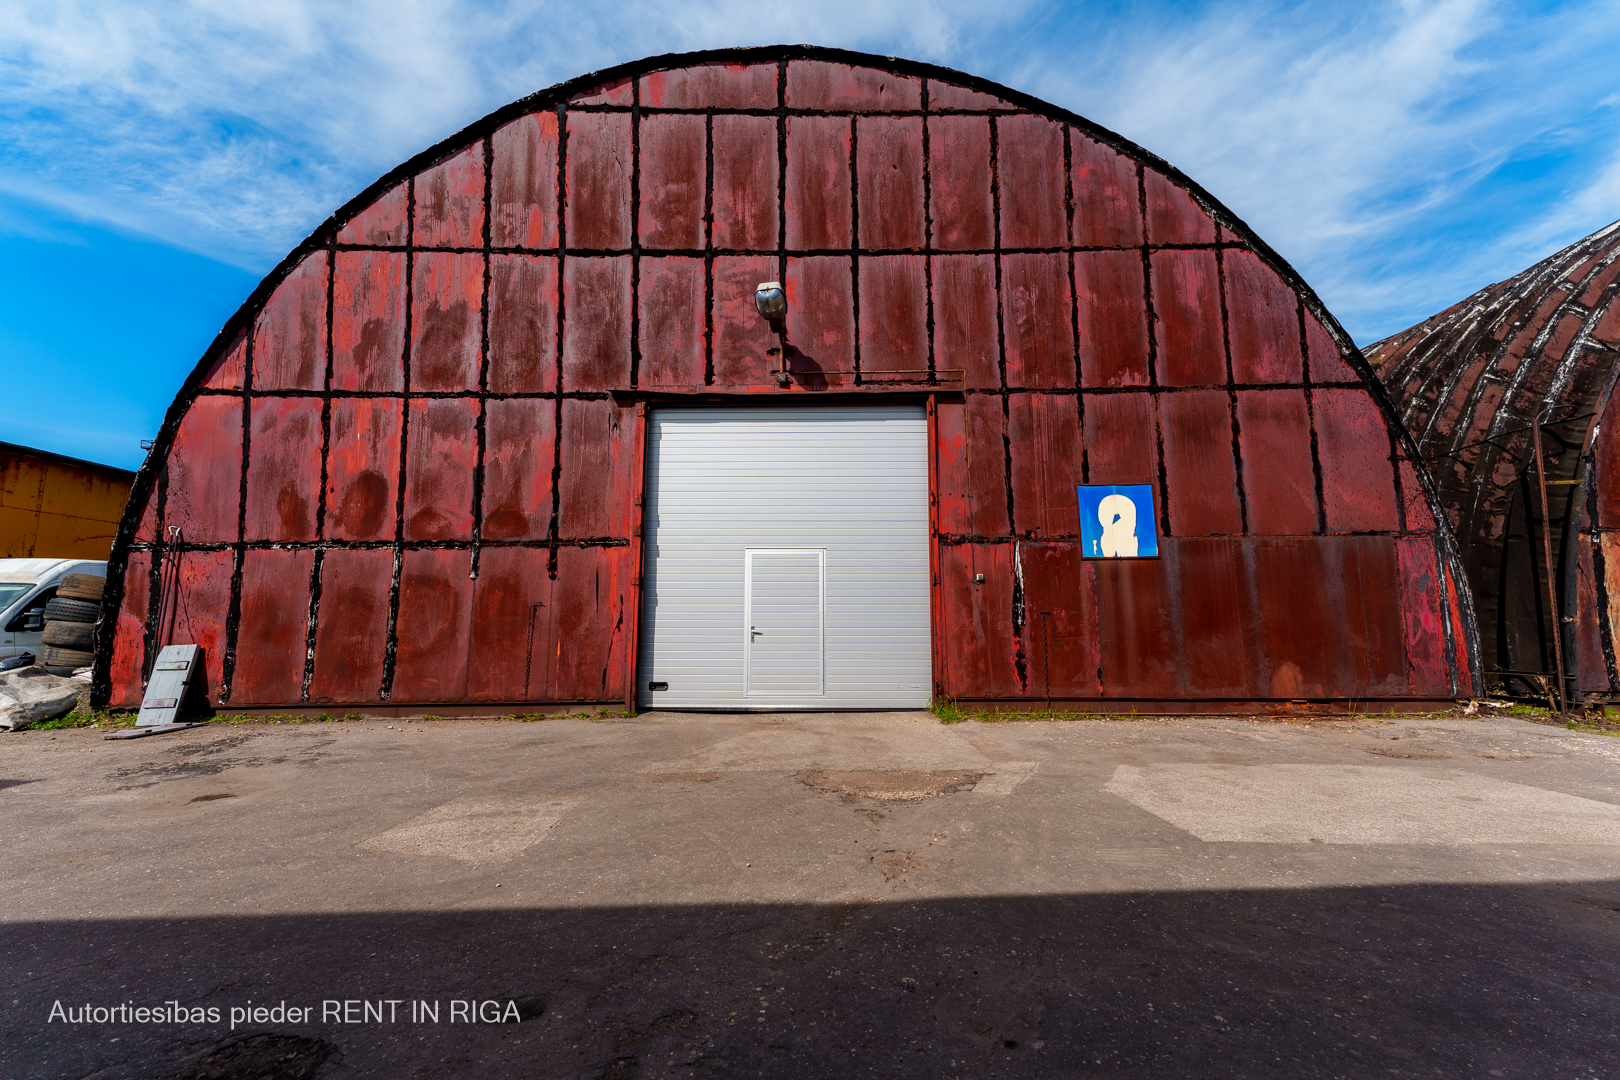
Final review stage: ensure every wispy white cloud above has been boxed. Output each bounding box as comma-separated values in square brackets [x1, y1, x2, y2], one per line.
[1, 0, 1616, 339]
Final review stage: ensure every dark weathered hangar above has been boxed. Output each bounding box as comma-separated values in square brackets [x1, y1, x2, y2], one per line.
[91, 46, 1478, 713]
[1369, 220, 1620, 706]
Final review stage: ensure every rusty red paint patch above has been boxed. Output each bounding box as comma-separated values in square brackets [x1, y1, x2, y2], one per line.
[1395, 536, 1451, 696]
[711, 254, 778, 387]
[332, 251, 405, 392]
[133, 482, 159, 543]
[403, 397, 477, 541]
[488, 254, 558, 394]
[786, 116, 852, 251]
[325, 398, 401, 542]
[1574, 533, 1609, 692]
[245, 397, 322, 542]
[1305, 313, 1357, 382]
[558, 399, 631, 538]
[786, 62, 920, 111]
[1095, 555, 1179, 697]
[1161, 390, 1242, 536]
[1010, 394, 1081, 537]
[1076, 250, 1149, 387]
[1236, 390, 1317, 535]
[411, 251, 483, 392]
[1314, 389, 1399, 532]
[482, 399, 556, 541]
[492, 112, 559, 249]
[231, 549, 313, 705]
[1144, 170, 1214, 245]
[639, 256, 706, 386]
[164, 549, 233, 704]
[165, 395, 243, 543]
[1174, 538, 1254, 696]
[785, 257, 854, 369]
[1003, 253, 1074, 389]
[711, 115, 779, 251]
[928, 82, 1009, 110]
[638, 113, 706, 250]
[931, 254, 999, 388]
[1083, 392, 1156, 486]
[1072, 137, 1141, 248]
[570, 78, 633, 106]
[1015, 542, 1100, 697]
[337, 182, 408, 246]
[642, 62, 777, 109]
[545, 545, 630, 702]
[108, 550, 151, 708]
[1226, 249, 1302, 384]
[1151, 249, 1224, 387]
[308, 548, 392, 702]
[934, 395, 1009, 537]
[939, 543, 1020, 698]
[856, 116, 924, 250]
[391, 549, 473, 702]
[253, 251, 328, 391]
[1397, 453, 1436, 531]
[201, 327, 247, 391]
[561, 256, 632, 391]
[415, 144, 485, 249]
[996, 114, 1067, 250]
[928, 115, 992, 252]
[566, 112, 633, 250]
[467, 546, 555, 700]
[858, 255, 927, 374]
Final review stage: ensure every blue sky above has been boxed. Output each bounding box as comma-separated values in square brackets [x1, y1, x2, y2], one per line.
[2, 0, 1618, 469]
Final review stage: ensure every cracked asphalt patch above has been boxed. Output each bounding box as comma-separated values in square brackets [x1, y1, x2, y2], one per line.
[4, 712, 1620, 1078]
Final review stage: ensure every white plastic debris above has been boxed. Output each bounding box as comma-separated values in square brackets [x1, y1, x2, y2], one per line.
[0, 665, 83, 731]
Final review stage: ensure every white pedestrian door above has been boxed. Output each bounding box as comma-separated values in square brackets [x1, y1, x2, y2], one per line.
[638, 405, 931, 710]
[745, 549, 825, 697]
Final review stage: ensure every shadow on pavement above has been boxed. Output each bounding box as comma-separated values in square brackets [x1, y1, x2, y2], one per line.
[6, 880, 1618, 1078]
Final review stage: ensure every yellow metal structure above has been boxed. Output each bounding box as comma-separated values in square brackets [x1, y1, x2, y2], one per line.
[0, 442, 134, 560]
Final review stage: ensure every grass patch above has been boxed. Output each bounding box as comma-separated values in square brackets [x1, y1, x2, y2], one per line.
[1567, 716, 1620, 737]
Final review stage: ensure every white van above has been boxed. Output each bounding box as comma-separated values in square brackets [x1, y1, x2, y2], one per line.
[0, 558, 109, 661]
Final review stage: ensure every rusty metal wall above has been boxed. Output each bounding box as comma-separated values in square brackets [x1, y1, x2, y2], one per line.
[1368, 221, 1620, 699]
[93, 47, 1475, 710]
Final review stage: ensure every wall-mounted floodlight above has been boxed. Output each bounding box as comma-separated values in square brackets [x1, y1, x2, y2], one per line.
[754, 281, 787, 325]
[755, 282, 791, 385]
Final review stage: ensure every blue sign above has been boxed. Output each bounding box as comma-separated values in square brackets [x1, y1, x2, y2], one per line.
[1078, 484, 1159, 558]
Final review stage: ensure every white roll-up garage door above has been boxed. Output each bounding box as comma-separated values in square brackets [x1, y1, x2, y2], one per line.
[638, 405, 931, 710]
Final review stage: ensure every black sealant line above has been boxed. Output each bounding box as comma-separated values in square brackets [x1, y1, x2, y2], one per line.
[849, 115, 861, 385]
[548, 103, 569, 581]
[1136, 162, 1173, 541]
[302, 237, 339, 702]
[220, 321, 254, 704]
[987, 114, 1014, 537]
[702, 111, 716, 386]
[470, 133, 495, 583]
[776, 59, 789, 291]
[1213, 226, 1251, 535]
[90, 45, 1479, 708]
[1297, 297, 1330, 535]
[920, 78, 937, 384]
[1063, 124, 1088, 486]
[1586, 473, 1620, 688]
[379, 176, 417, 702]
[629, 79, 642, 389]
[128, 537, 633, 553]
[329, 240, 1243, 257]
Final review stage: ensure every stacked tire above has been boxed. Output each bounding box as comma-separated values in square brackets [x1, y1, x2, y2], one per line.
[40, 573, 105, 675]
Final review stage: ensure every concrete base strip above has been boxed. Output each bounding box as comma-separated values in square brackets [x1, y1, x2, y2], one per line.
[358, 797, 579, 863]
[1105, 763, 1620, 845]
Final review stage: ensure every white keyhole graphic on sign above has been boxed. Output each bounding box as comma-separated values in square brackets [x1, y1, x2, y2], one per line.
[1098, 493, 1139, 557]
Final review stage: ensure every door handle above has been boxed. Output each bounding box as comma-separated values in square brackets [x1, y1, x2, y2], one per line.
[750, 626, 762, 637]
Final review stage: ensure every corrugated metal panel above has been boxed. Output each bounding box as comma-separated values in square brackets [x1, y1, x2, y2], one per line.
[638, 406, 930, 709]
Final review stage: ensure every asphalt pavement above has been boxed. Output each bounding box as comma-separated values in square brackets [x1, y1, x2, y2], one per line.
[3, 710, 1618, 1078]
